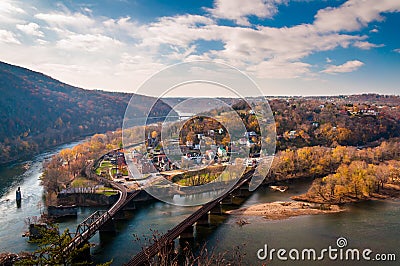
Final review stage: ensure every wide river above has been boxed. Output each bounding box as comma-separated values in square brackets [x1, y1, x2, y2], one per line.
[0, 143, 399, 265]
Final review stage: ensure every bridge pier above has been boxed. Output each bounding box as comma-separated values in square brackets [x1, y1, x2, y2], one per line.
[179, 225, 194, 239]
[99, 218, 116, 234]
[233, 186, 250, 197]
[114, 210, 127, 220]
[221, 194, 234, 205]
[233, 185, 251, 197]
[196, 213, 210, 226]
[210, 203, 223, 215]
[231, 188, 242, 197]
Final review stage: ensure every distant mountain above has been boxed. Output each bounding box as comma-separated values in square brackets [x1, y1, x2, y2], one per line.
[0, 61, 173, 164]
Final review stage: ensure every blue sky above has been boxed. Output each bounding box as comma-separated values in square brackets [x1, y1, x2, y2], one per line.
[0, 0, 399, 96]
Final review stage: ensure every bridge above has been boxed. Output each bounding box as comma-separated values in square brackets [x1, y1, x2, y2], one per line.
[62, 161, 141, 256]
[60, 152, 258, 263]
[125, 170, 255, 266]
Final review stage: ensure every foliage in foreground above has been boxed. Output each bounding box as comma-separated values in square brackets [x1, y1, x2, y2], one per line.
[133, 229, 246, 266]
[16, 224, 111, 266]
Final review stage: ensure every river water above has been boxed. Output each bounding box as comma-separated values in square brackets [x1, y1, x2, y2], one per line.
[0, 145, 399, 265]
[0, 141, 86, 253]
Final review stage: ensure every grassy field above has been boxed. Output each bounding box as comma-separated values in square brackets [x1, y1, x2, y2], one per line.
[173, 165, 226, 186]
[95, 160, 129, 177]
[71, 177, 97, 188]
[96, 186, 118, 196]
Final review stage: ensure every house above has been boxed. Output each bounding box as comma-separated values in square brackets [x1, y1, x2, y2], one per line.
[186, 140, 194, 148]
[182, 151, 203, 164]
[197, 133, 205, 139]
[244, 131, 258, 138]
[139, 159, 154, 174]
[361, 109, 379, 116]
[217, 146, 227, 157]
[288, 130, 297, 139]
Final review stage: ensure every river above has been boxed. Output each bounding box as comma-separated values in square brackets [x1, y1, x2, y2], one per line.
[0, 141, 87, 253]
[0, 145, 399, 265]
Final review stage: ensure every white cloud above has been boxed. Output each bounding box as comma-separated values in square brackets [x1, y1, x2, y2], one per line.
[16, 22, 44, 37]
[370, 28, 379, 33]
[164, 45, 197, 61]
[248, 59, 312, 79]
[103, 16, 140, 39]
[35, 12, 94, 31]
[0, 29, 21, 44]
[314, 0, 400, 32]
[137, 15, 216, 48]
[207, 0, 287, 26]
[36, 39, 48, 45]
[1, 0, 399, 94]
[0, 0, 25, 14]
[326, 57, 332, 63]
[0, 0, 26, 24]
[56, 33, 123, 52]
[353, 41, 384, 50]
[322, 60, 364, 74]
[0, 2, 371, 87]
[189, 23, 364, 77]
[393, 48, 400, 53]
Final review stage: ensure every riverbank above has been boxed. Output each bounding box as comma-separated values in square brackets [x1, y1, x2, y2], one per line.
[292, 183, 400, 204]
[226, 201, 344, 220]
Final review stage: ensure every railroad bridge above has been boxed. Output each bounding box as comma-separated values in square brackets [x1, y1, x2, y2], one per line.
[63, 156, 257, 265]
[61, 159, 144, 257]
[125, 170, 255, 266]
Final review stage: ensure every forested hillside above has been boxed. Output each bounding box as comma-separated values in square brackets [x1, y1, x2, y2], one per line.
[0, 62, 172, 164]
[269, 95, 400, 149]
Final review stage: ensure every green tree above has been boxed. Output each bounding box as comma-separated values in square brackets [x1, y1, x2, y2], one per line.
[16, 224, 111, 266]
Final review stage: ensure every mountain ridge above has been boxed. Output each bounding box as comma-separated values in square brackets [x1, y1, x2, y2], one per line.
[0, 61, 172, 164]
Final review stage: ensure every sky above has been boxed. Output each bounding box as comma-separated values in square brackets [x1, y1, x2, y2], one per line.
[0, 0, 400, 96]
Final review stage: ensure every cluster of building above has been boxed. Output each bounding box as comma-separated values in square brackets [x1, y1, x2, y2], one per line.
[103, 149, 127, 178]
[346, 107, 380, 116]
[129, 128, 261, 174]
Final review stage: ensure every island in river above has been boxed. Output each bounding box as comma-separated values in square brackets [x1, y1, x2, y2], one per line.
[227, 201, 344, 220]
[227, 181, 400, 221]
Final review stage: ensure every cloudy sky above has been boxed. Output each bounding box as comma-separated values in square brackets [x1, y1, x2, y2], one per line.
[1, 0, 400, 96]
